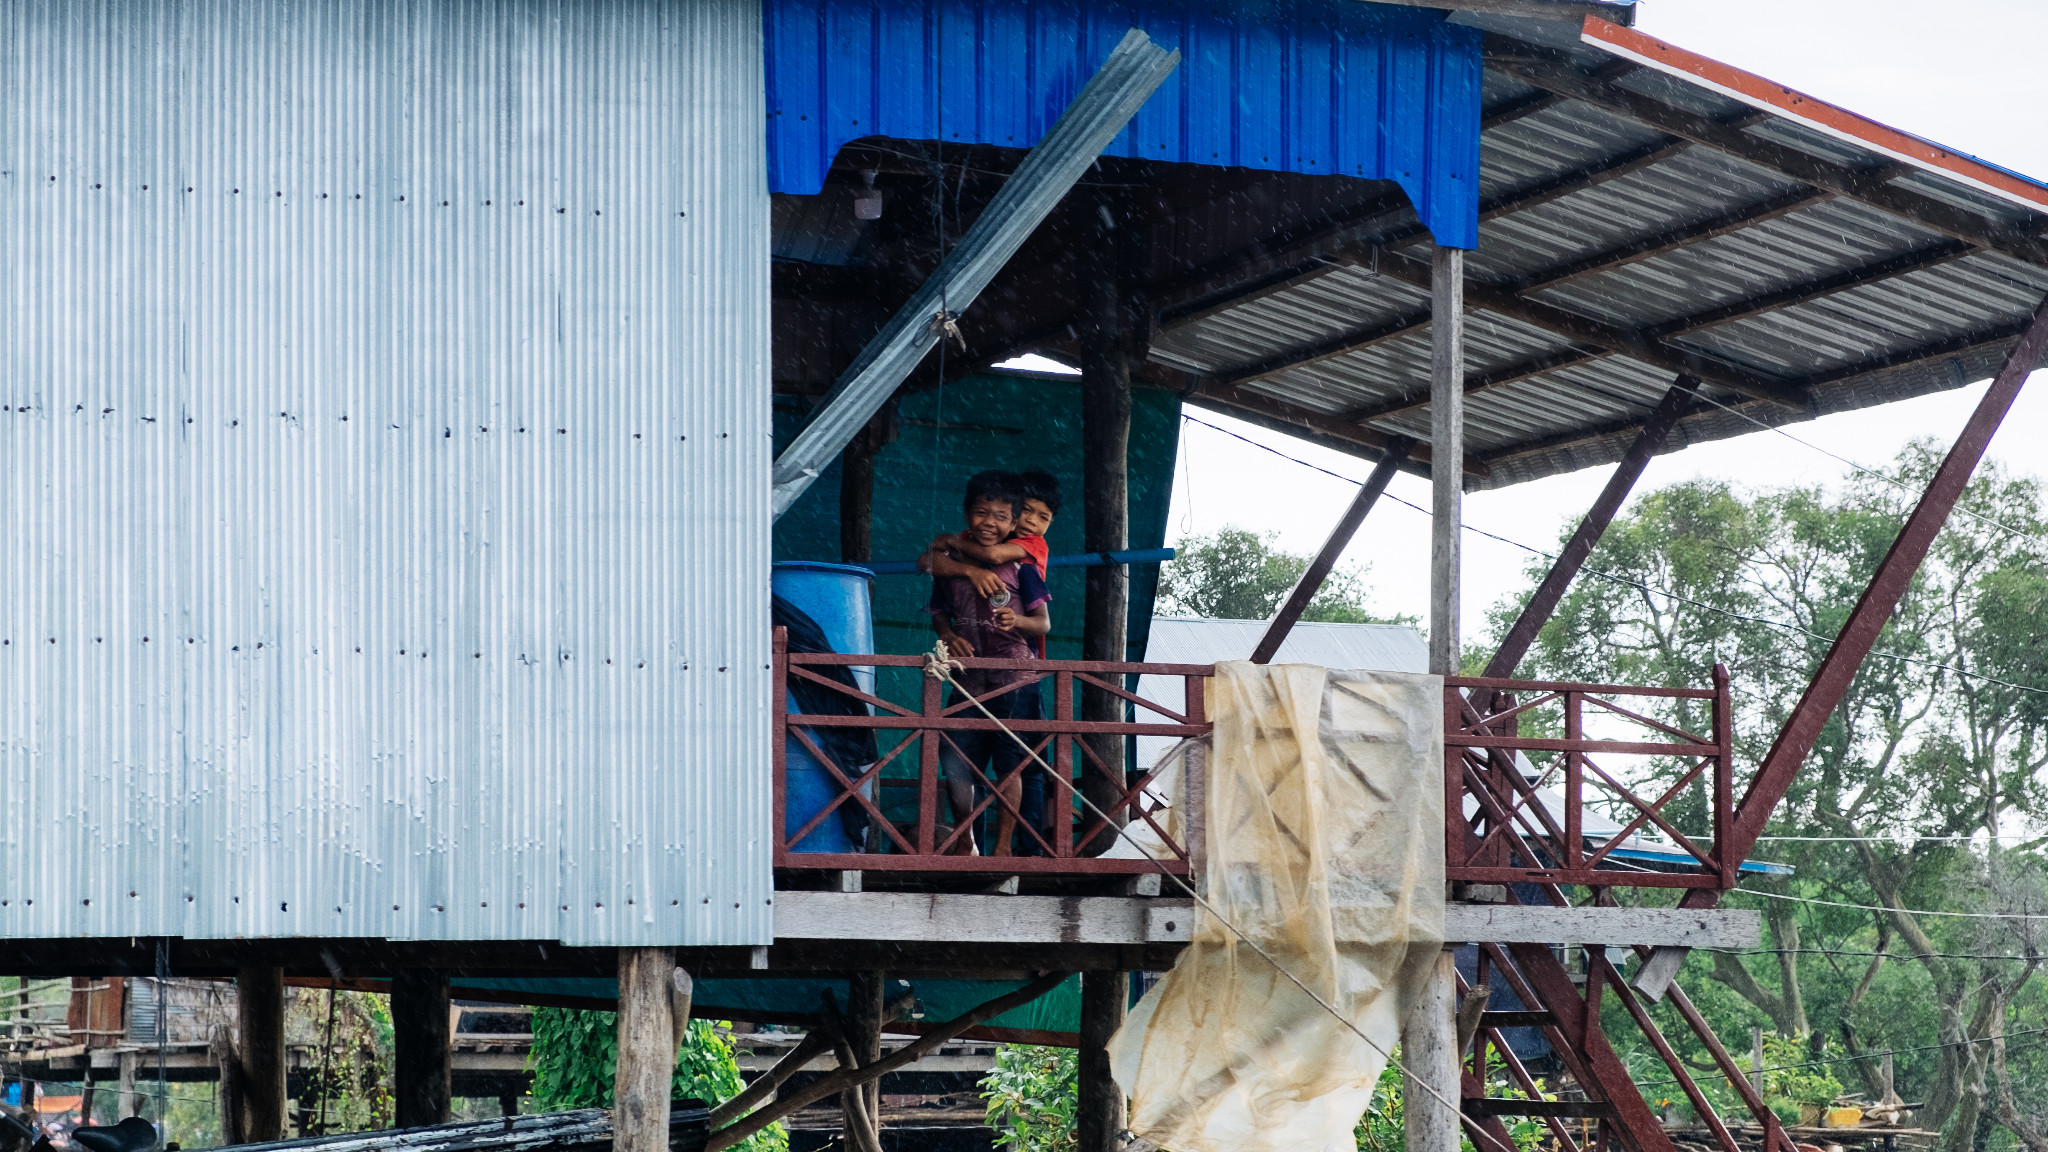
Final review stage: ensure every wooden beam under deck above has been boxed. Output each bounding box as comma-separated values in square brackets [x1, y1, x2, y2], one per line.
[771, 892, 1762, 949]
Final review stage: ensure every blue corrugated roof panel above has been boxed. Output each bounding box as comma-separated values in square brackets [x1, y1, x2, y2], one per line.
[764, 0, 1484, 247]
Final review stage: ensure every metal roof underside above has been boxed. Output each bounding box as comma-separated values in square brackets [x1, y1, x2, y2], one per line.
[1165, 22, 2048, 491]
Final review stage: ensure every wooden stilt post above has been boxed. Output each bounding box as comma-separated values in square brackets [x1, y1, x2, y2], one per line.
[235, 966, 286, 1143]
[392, 969, 452, 1129]
[1404, 951, 1461, 1152]
[1427, 245, 1463, 681]
[1411, 243, 1464, 1152]
[1080, 197, 1132, 855]
[118, 1050, 139, 1120]
[840, 410, 893, 565]
[211, 1022, 241, 1146]
[1077, 971, 1129, 1152]
[616, 949, 677, 1152]
[842, 973, 884, 1150]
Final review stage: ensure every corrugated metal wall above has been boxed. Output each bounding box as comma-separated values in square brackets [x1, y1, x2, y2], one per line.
[765, 0, 1483, 248]
[0, 0, 773, 946]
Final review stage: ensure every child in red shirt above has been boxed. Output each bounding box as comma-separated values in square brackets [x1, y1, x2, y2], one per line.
[924, 470, 1059, 655]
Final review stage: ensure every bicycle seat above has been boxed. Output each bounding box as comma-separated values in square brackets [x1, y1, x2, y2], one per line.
[70, 1118, 158, 1152]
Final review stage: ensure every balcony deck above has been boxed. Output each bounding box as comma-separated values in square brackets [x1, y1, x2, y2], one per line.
[774, 634, 1743, 896]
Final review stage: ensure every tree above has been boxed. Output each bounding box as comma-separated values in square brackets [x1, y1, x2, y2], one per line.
[528, 1009, 787, 1151]
[1495, 444, 2048, 1152]
[1158, 527, 1411, 624]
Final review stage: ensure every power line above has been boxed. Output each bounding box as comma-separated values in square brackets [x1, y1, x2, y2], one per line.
[1631, 1023, 2048, 1094]
[1681, 386, 2038, 544]
[1716, 947, 2037, 962]
[1738, 885, 2048, 922]
[1177, 413, 2048, 699]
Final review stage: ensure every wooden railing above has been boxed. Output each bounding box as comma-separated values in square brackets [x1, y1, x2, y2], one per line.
[1446, 667, 1736, 890]
[773, 632, 1211, 874]
[775, 634, 1737, 888]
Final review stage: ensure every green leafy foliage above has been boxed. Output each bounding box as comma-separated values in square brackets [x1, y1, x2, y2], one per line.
[981, 1044, 1077, 1152]
[528, 1010, 786, 1152]
[1493, 446, 2048, 1152]
[1354, 1061, 1404, 1152]
[1159, 527, 1413, 625]
[1760, 1032, 1844, 1110]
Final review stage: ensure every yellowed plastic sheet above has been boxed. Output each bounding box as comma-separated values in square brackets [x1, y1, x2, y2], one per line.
[1109, 661, 1446, 1152]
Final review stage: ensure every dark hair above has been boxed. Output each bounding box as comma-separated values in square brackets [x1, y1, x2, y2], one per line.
[1017, 469, 1062, 515]
[962, 470, 1023, 518]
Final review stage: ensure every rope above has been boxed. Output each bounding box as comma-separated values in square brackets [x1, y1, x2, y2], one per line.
[916, 642, 1521, 1152]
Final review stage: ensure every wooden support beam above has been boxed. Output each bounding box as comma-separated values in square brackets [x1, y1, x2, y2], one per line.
[236, 967, 285, 1143]
[1508, 189, 1829, 292]
[1485, 49, 2048, 267]
[708, 1031, 834, 1129]
[1485, 381, 1695, 679]
[117, 1051, 139, 1121]
[1506, 943, 1680, 1152]
[707, 973, 1070, 1152]
[1082, 206, 1133, 856]
[842, 974, 885, 1152]
[1730, 291, 2048, 861]
[1218, 309, 1432, 388]
[1186, 382, 1486, 478]
[1077, 971, 1129, 1152]
[615, 948, 677, 1152]
[770, 892, 1762, 947]
[1252, 440, 1412, 663]
[1344, 347, 1605, 426]
[1374, 251, 1800, 406]
[1639, 290, 2048, 984]
[1645, 239, 1975, 341]
[839, 424, 878, 565]
[392, 970, 452, 1129]
[1156, 101, 1700, 327]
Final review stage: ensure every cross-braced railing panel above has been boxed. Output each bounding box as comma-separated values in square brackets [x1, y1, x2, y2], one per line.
[777, 636, 1739, 889]
[1444, 666, 1735, 890]
[774, 630, 1212, 874]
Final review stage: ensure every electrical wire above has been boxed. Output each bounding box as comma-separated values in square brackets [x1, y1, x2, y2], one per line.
[1630, 1023, 2048, 1095]
[1681, 385, 2038, 544]
[1737, 885, 2048, 922]
[1177, 412, 2048, 699]
[1714, 947, 2037, 962]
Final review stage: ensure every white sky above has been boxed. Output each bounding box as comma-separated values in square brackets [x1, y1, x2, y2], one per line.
[1157, 0, 2048, 634]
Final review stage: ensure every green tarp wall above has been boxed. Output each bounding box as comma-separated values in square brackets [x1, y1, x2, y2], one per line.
[772, 373, 1183, 667]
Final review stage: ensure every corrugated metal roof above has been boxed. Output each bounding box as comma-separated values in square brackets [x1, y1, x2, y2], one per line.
[1133, 617, 1427, 768]
[1174, 16, 2048, 489]
[763, 0, 1486, 247]
[0, 0, 773, 946]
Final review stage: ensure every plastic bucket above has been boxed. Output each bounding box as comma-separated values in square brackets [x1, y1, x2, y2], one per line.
[773, 562, 876, 853]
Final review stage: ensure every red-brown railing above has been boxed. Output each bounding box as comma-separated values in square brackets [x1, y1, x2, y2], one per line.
[775, 633, 1737, 887]
[1445, 666, 1736, 890]
[773, 631, 1212, 874]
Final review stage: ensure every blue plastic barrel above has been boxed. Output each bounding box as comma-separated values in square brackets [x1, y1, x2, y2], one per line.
[773, 562, 877, 853]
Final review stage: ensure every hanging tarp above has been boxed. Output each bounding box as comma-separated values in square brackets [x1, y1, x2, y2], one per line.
[1109, 661, 1445, 1152]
